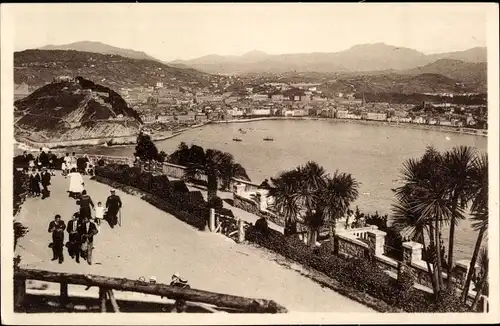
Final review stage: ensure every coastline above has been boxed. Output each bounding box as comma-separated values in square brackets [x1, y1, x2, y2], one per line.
[14, 117, 485, 152]
[211, 116, 488, 137]
[13, 123, 209, 152]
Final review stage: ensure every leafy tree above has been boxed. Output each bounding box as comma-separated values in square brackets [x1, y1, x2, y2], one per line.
[134, 131, 159, 162]
[168, 143, 250, 201]
[158, 151, 168, 163]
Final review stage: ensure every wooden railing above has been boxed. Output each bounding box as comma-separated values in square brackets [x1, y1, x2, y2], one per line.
[14, 268, 288, 313]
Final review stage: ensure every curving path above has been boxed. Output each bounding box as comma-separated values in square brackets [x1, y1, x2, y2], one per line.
[15, 174, 375, 313]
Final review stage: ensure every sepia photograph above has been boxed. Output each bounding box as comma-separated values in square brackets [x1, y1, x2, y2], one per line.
[1, 2, 499, 325]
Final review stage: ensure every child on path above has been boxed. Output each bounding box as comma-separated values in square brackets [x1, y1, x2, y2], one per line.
[95, 201, 104, 228]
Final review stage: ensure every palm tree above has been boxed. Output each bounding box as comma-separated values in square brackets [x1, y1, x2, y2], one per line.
[394, 147, 458, 294]
[321, 171, 359, 242]
[170, 144, 249, 201]
[269, 161, 359, 246]
[391, 195, 438, 294]
[191, 149, 237, 201]
[269, 170, 302, 236]
[442, 146, 477, 288]
[462, 153, 488, 303]
[470, 247, 488, 311]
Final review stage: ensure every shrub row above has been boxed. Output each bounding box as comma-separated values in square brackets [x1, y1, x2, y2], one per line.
[95, 164, 238, 231]
[245, 227, 468, 313]
[95, 164, 210, 229]
[94, 162, 468, 313]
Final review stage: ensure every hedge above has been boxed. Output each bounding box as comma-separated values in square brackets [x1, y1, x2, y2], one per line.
[94, 164, 235, 231]
[245, 227, 468, 313]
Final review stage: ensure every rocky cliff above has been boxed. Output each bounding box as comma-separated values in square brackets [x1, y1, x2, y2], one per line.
[14, 77, 142, 142]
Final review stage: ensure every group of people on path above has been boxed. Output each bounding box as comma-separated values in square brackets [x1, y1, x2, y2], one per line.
[46, 157, 122, 265]
[19, 149, 96, 178]
[28, 167, 52, 199]
[36, 150, 192, 312]
[48, 212, 99, 265]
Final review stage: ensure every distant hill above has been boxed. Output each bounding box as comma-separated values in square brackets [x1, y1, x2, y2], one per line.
[426, 47, 487, 63]
[14, 49, 215, 89]
[172, 43, 487, 75]
[39, 41, 163, 62]
[319, 73, 478, 96]
[400, 59, 487, 91]
[14, 76, 143, 141]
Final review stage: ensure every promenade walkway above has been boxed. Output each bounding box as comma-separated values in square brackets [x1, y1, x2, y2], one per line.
[15, 174, 374, 313]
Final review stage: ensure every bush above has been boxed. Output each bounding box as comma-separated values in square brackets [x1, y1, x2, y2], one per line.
[94, 164, 230, 231]
[13, 168, 29, 215]
[245, 226, 468, 312]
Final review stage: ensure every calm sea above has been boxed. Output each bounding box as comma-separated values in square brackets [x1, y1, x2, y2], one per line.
[74, 120, 488, 261]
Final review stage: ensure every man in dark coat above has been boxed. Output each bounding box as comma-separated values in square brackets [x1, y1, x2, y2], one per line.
[47, 151, 57, 176]
[41, 167, 52, 199]
[77, 216, 98, 265]
[48, 214, 66, 263]
[66, 212, 81, 262]
[39, 148, 49, 168]
[78, 190, 95, 220]
[29, 168, 41, 197]
[105, 189, 122, 228]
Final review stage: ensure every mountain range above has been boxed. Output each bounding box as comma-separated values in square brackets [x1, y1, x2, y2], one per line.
[14, 49, 218, 89]
[170, 43, 487, 75]
[40, 41, 162, 62]
[15, 41, 487, 93]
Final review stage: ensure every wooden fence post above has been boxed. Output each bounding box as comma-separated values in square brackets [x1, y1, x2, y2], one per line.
[99, 287, 107, 312]
[108, 289, 120, 312]
[13, 277, 26, 311]
[60, 282, 69, 307]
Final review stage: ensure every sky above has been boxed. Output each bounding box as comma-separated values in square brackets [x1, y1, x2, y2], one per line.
[5, 3, 489, 62]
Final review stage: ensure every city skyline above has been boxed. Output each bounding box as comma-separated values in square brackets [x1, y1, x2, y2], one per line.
[7, 3, 488, 62]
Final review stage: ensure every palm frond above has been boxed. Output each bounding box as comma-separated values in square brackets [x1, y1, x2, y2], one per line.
[478, 247, 489, 273]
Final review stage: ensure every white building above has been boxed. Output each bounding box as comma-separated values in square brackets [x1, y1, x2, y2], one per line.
[250, 108, 271, 116]
[336, 110, 349, 119]
[366, 112, 387, 121]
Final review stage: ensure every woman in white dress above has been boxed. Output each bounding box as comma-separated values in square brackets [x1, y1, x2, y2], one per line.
[68, 168, 85, 198]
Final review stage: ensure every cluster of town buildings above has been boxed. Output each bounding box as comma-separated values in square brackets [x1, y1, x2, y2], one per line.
[13, 77, 487, 133]
[119, 82, 486, 131]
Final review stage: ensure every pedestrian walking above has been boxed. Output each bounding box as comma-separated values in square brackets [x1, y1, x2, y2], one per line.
[63, 153, 71, 176]
[70, 152, 78, 172]
[78, 190, 95, 220]
[29, 168, 41, 197]
[68, 168, 84, 198]
[77, 216, 98, 265]
[39, 148, 49, 169]
[41, 167, 52, 199]
[66, 213, 81, 262]
[48, 151, 57, 176]
[94, 201, 104, 227]
[48, 214, 66, 264]
[105, 189, 122, 228]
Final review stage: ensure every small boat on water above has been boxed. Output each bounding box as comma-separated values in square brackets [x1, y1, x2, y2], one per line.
[233, 138, 243, 142]
[263, 137, 274, 141]
[238, 128, 247, 134]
